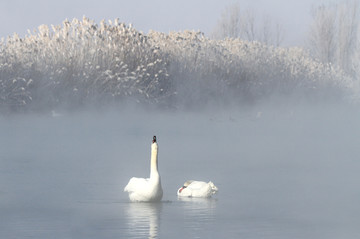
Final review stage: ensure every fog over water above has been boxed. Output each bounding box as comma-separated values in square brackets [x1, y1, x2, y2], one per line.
[1, 103, 360, 238]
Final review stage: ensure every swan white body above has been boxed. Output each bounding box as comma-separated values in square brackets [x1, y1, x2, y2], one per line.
[177, 180, 218, 198]
[124, 138, 163, 202]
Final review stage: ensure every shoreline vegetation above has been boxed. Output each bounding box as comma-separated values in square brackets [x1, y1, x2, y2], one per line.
[0, 17, 356, 113]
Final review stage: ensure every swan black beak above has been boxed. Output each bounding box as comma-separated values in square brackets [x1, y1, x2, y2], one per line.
[152, 136, 157, 143]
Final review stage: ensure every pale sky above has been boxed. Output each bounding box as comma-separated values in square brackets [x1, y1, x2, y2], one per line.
[0, 0, 343, 46]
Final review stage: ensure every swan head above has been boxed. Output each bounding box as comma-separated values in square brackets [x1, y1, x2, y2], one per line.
[178, 186, 186, 193]
[151, 136, 158, 153]
[178, 180, 193, 193]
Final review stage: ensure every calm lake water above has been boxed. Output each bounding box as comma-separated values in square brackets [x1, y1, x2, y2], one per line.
[1, 105, 360, 238]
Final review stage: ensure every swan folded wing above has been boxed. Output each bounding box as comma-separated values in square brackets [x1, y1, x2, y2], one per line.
[186, 181, 208, 190]
[124, 176, 162, 202]
[186, 181, 218, 197]
[124, 177, 150, 192]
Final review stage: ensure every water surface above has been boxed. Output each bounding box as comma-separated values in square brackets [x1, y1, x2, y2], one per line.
[1, 106, 360, 238]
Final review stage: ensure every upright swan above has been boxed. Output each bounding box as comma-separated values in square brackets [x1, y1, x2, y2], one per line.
[177, 180, 218, 198]
[124, 136, 163, 202]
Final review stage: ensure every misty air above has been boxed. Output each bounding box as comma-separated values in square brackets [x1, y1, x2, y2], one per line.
[1, 1, 360, 238]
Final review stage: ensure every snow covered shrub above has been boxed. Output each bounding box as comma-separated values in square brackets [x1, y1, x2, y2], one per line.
[0, 17, 355, 112]
[221, 39, 351, 101]
[148, 31, 251, 106]
[0, 17, 170, 111]
[149, 31, 352, 107]
[0, 77, 33, 111]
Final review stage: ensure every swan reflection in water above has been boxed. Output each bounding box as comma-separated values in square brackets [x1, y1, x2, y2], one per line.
[125, 202, 162, 239]
[178, 197, 217, 233]
[178, 196, 217, 208]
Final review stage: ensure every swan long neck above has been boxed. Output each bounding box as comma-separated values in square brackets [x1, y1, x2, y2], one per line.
[150, 142, 159, 179]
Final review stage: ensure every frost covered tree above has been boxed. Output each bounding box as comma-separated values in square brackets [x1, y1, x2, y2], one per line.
[308, 1, 359, 75]
[308, 4, 337, 64]
[212, 3, 285, 46]
[337, 1, 359, 74]
[213, 3, 242, 39]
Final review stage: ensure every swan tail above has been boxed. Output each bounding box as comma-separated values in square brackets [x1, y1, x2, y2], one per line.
[208, 181, 218, 194]
[124, 177, 138, 192]
[124, 183, 130, 192]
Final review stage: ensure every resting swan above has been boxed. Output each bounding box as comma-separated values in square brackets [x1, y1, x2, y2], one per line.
[124, 136, 163, 202]
[177, 180, 218, 198]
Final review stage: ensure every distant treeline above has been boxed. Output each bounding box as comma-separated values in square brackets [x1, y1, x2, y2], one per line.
[0, 17, 356, 112]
